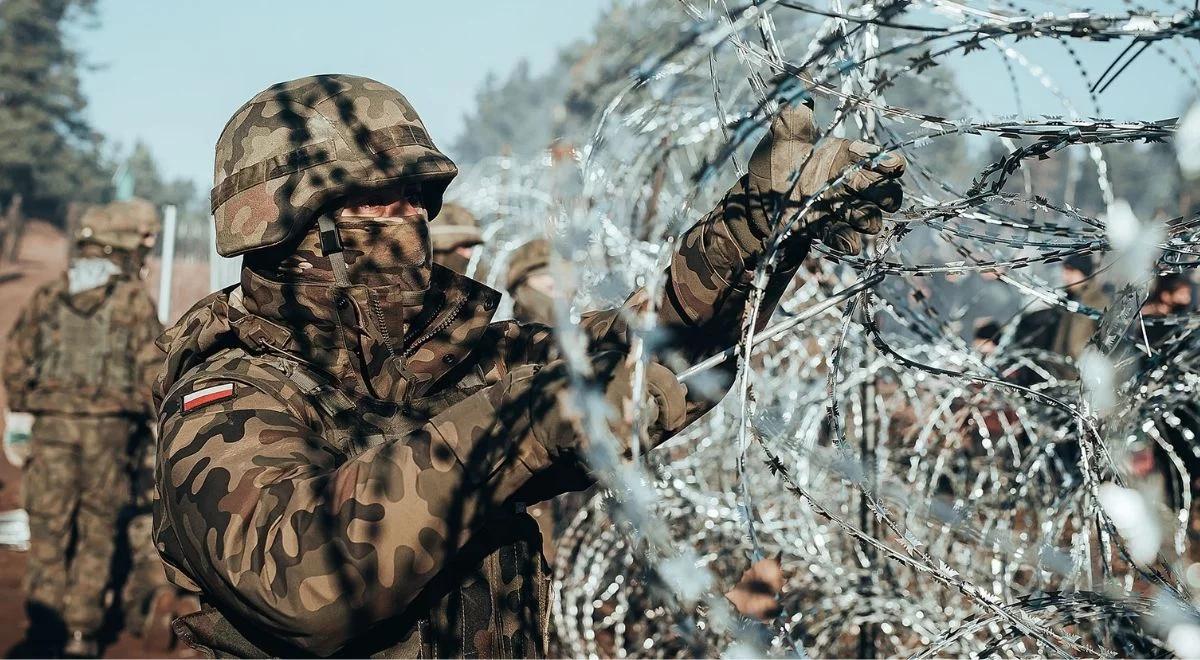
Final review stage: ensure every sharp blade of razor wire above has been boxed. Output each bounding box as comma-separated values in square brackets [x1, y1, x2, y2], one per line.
[678, 272, 885, 382]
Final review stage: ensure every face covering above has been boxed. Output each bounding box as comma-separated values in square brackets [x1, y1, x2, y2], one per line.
[254, 212, 434, 398]
[67, 257, 122, 295]
[276, 214, 431, 287]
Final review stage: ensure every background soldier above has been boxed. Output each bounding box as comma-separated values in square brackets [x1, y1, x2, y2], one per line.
[1015, 253, 1109, 362]
[152, 74, 903, 657]
[501, 238, 562, 558]
[429, 201, 485, 275]
[3, 198, 162, 657]
[505, 238, 555, 327]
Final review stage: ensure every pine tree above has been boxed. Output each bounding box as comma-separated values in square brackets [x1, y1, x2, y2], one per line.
[126, 141, 196, 210]
[0, 0, 109, 222]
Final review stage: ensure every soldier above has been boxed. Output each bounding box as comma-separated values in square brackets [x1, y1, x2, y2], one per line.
[4, 198, 163, 657]
[1015, 253, 1109, 362]
[152, 74, 904, 657]
[500, 238, 563, 559]
[429, 202, 485, 275]
[505, 238, 555, 327]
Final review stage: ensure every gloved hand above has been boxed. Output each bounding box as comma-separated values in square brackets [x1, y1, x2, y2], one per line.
[518, 352, 688, 465]
[747, 102, 906, 254]
[3, 410, 33, 469]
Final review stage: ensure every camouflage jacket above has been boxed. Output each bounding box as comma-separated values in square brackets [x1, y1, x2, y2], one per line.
[4, 273, 162, 416]
[153, 172, 808, 657]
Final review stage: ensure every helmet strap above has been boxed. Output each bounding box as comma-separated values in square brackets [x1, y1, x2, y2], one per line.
[316, 214, 352, 288]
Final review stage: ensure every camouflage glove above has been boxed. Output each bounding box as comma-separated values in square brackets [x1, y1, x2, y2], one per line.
[747, 102, 906, 255]
[520, 352, 688, 465]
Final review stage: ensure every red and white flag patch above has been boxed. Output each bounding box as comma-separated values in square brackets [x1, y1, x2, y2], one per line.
[182, 383, 235, 413]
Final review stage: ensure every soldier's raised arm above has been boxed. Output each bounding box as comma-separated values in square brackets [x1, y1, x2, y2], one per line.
[620, 103, 901, 351]
[552, 103, 906, 447]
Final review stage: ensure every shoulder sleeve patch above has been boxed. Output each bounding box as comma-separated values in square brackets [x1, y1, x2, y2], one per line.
[181, 383, 235, 413]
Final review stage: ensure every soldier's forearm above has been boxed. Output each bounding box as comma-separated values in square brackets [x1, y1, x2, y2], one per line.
[655, 176, 808, 360]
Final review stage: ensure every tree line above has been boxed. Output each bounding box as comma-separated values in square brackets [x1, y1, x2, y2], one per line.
[0, 0, 199, 258]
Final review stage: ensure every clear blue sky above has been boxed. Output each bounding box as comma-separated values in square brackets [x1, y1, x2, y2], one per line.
[75, 0, 613, 191]
[75, 0, 1191, 195]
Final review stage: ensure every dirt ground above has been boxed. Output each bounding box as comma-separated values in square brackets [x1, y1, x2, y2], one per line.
[0, 221, 202, 658]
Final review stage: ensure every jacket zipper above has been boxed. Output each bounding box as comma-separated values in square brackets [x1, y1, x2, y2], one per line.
[402, 294, 466, 360]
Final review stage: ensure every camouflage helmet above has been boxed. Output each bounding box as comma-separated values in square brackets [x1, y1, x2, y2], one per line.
[429, 202, 483, 252]
[77, 198, 160, 252]
[506, 238, 550, 291]
[210, 74, 457, 257]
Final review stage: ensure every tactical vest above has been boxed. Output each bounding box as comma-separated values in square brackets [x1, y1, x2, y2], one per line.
[37, 284, 138, 398]
[167, 346, 552, 659]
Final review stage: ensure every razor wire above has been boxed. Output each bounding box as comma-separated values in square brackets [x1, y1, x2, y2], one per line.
[447, 0, 1200, 656]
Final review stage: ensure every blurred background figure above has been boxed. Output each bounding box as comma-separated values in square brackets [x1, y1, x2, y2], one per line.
[500, 237, 567, 562]
[1143, 273, 1195, 347]
[1015, 253, 1109, 362]
[1139, 272, 1200, 524]
[972, 317, 1002, 357]
[505, 237, 556, 326]
[429, 202, 485, 276]
[1, 199, 162, 657]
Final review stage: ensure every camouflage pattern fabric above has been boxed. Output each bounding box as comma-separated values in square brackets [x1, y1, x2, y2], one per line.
[77, 198, 161, 252]
[123, 421, 171, 637]
[4, 266, 162, 640]
[502, 237, 564, 561]
[506, 239, 555, 326]
[430, 204, 484, 276]
[4, 273, 163, 416]
[504, 238, 549, 292]
[211, 75, 457, 258]
[430, 203, 483, 253]
[23, 414, 134, 635]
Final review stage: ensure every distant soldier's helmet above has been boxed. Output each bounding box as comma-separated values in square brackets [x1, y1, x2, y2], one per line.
[210, 74, 457, 258]
[506, 238, 551, 291]
[429, 203, 483, 253]
[77, 198, 160, 252]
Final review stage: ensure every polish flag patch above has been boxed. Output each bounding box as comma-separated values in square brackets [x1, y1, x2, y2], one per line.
[182, 383, 235, 413]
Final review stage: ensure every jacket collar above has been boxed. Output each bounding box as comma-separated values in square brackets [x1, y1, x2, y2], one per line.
[236, 264, 500, 400]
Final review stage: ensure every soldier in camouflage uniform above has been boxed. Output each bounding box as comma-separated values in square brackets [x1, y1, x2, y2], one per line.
[152, 74, 904, 657]
[429, 202, 484, 275]
[123, 422, 200, 651]
[505, 238, 555, 327]
[4, 198, 163, 656]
